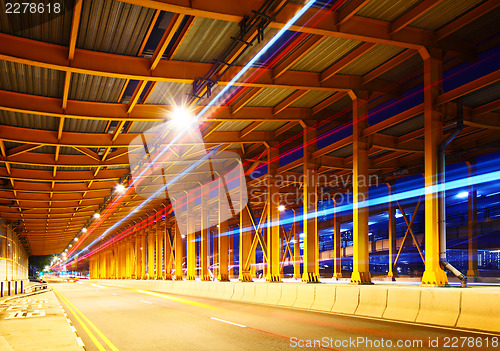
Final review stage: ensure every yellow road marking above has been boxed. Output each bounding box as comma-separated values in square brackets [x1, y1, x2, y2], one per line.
[52, 286, 119, 351]
[52, 287, 106, 351]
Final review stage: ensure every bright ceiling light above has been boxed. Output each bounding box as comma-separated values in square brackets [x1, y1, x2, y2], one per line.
[278, 205, 285, 212]
[115, 183, 125, 193]
[81, 228, 87, 233]
[74, 238, 78, 241]
[457, 191, 468, 198]
[170, 106, 195, 129]
[93, 212, 100, 219]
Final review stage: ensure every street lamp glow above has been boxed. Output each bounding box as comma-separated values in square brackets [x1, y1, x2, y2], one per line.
[93, 212, 100, 219]
[278, 205, 285, 212]
[81, 228, 87, 233]
[74, 238, 78, 241]
[115, 183, 125, 193]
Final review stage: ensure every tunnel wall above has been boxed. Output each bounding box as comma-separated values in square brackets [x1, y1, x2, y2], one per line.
[91, 279, 500, 334]
[0, 219, 29, 283]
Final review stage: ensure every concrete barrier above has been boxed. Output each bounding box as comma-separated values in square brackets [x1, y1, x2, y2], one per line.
[197, 282, 210, 297]
[456, 289, 500, 333]
[253, 283, 268, 304]
[263, 284, 282, 305]
[331, 285, 359, 314]
[293, 284, 316, 309]
[383, 287, 420, 322]
[310, 284, 336, 312]
[416, 288, 461, 327]
[355, 286, 388, 318]
[231, 283, 245, 301]
[240, 283, 256, 303]
[277, 284, 297, 307]
[220, 282, 234, 300]
[206, 282, 218, 298]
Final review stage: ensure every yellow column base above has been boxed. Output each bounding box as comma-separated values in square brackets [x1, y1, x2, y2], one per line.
[333, 272, 343, 279]
[350, 271, 372, 284]
[266, 274, 281, 282]
[218, 273, 229, 282]
[421, 268, 448, 286]
[186, 275, 196, 280]
[200, 274, 211, 281]
[174, 275, 183, 281]
[466, 269, 480, 277]
[302, 272, 319, 283]
[239, 271, 252, 282]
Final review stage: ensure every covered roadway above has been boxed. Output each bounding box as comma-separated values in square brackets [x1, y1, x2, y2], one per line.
[0, 0, 500, 349]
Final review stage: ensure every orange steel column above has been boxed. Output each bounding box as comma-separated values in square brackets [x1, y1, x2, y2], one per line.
[293, 214, 301, 279]
[148, 228, 155, 279]
[333, 201, 342, 278]
[228, 233, 234, 279]
[135, 233, 141, 279]
[239, 205, 253, 282]
[266, 143, 281, 282]
[186, 199, 197, 280]
[164, 226, 172, 280]
[350, 92, 372, 284]
[387, 183, 398, 280]
[302, 120, 319, 283]
[466, 160, 480, 277]
[156, 224, 163, 279]
[218, 177, 230, 281]
[212, 229, 218, 278]
[200, 195, 210, 281]
[141, 230, 147, 279]
[420, 49, 448, 286]
[174, 221, 184, 280]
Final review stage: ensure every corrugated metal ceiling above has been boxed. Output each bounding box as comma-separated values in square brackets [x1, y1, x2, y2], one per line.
[63, 118, 108, 133]
[146, 82, 191, 105]
[77, 0, 155, 55]
[0, 61, 63, 97]
[290, 37, 362, 73]
[69, 73, 127, 102]
[410, 0, 484, 31]
[0, 0, 73, 45]
[289, 90, 335, 108]
[253, 121, 287, 132]
[356, 0, 421, 22]
[0, 110, 58, 131]
[338, 45, 404, 76]
[215, 121, 252, 132]
[172, 17, 239, 63]
[246, 88, 297, 107]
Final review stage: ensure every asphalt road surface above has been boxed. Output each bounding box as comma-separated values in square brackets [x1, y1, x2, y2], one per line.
[51, 282, 498, 351]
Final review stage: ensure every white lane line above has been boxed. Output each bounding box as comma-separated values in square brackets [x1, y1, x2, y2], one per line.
[76, 337, 85, 348]
[70, 325, 77, 332]
[90, 283, 107, 289]
[140, 300, 152, 304]
[66, 318, 71, 323]
[111, 293, 118, 296]
[210, 317, 247, 328]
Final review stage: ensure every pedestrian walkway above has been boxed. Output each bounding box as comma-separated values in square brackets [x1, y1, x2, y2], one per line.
[0, 290, 83, 350]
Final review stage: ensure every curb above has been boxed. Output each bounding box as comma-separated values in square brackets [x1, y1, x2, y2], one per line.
[0, 287, 52, 305]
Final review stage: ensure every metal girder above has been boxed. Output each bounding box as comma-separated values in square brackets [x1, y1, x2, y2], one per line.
[0, 90, 314, 121]
[0, 34, 389, 93]
[0, 168, 127, 182]
[116, 0, 472, 55]
[0, 124, 273, 147]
